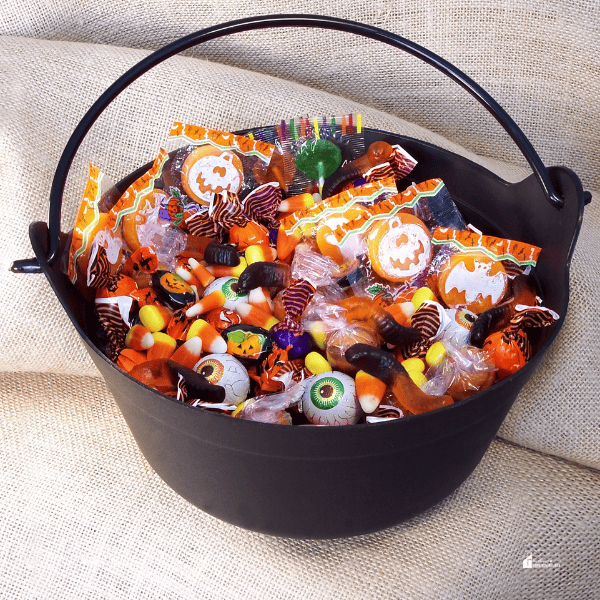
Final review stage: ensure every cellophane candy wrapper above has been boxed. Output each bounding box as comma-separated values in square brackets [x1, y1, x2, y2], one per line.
[65, 163, 121, 295]
[422, 339, 497, 400]
[237, 378, 305, 425]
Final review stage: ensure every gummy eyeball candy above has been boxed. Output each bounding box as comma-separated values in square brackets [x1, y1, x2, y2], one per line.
[443, 308, 477, 345]
[194, 353, 250, 405]
[301, 371, 361, 426]
[203, 277, 248, 310]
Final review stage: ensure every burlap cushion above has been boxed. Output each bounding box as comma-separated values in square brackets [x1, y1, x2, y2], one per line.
[1, 36, 598, 470]
[1, 371, 599, 599]
[1, 1, 598, 191]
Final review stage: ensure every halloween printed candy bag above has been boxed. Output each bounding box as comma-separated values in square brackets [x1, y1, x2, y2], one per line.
[426, 226, 542, 315]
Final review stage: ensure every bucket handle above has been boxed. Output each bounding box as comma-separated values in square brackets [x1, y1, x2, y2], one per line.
[22, 14, 568, 272]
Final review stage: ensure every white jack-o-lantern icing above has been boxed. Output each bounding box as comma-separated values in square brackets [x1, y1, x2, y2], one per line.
[366, 213, 432, 282]
[182, 146, 243, 204]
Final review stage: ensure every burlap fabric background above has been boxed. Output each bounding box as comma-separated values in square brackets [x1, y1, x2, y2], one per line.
[1, 2, 599, 598]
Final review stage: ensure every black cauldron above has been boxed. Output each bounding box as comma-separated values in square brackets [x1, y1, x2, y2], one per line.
[15, 15, 587, 538]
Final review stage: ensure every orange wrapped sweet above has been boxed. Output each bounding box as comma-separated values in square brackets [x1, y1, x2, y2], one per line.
[437, 251, 508, 314]
[366, 213, 432, 283]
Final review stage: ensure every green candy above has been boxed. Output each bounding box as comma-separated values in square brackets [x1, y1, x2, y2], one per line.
[295, 138, 342, 182]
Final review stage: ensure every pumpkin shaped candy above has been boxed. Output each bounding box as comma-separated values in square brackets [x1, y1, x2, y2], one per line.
[221, 324, 273, 364]
[366, 212, 433, 283]
[483, 305, 559, 380]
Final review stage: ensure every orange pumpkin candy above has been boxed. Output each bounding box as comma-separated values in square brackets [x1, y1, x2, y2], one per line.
[482, 330, 528, 380]
[366, 213, 432, 282]
[221, 324, 273, 363]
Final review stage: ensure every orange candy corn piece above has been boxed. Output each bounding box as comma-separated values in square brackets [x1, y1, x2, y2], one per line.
[245, 244, 277, 265]
[355, 370, 387, 414]
[147, 332, 177, 360]
[278, 192, 317, 213]
[186, 289, 226, 318]
[204, 258, 247, 278]
[186, 319, 227, 353]
[139, 303, 173, 332]
[125, 324, 155, 351]
[247, 287, 273, 314]
[170, 336, 204, 370]
[235, 302, 279, 330]
[187, 258, 216, 288]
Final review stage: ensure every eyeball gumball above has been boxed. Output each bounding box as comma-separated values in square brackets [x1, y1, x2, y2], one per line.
[442, 308, 478, 345]
[301, 372, 362, 426]
[193, 353, 250, 405]
[203, 277, 249, 310]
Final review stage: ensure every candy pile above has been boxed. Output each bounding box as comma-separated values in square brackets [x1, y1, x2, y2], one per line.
[65, 116, 559, 426]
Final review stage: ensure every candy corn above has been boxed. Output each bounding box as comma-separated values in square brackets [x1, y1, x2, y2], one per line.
[139, 303, 173, 332]
[245, 244, 277, 265]
[411, 287, 436, 310]
[186, 289, 226, 318]
[187, 257, 216, 288]
[306, 321, 327, 350]
[125, 324, 155, 351]
[235, 302, 279, 330]
[278, 192, 319, 213]
[385, 301, 414, 327]
[147, 332, 177, 360]
[355, 370, 387, 414]
[204, 257, 247, 278]
[276, 225, 301, 261]
[401, 358, 426, 373]
[186, 319, 227, 353]
[425, 342, 447, 367]
[175, 262, 202, 291]
[170, 336, 204, 370]
[247, 287, 273, 313]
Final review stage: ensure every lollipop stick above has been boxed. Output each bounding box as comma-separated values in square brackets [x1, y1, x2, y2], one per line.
[318, 161, 325, 195]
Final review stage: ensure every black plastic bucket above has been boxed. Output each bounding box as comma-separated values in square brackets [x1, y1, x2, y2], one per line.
[16, 15, 586, 538]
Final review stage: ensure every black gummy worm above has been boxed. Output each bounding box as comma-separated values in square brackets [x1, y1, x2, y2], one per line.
[204, 242, 240, 267]
[344, 344, 405, 385]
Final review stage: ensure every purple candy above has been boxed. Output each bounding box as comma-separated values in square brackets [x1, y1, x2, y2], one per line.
[272, 329, 313, 360]
[268, 228, 279, 246]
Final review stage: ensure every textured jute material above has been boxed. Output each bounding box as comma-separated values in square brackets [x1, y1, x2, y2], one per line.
[1, 0, 598, 191]
[1, 5, 599, 597]
[1, 36, 599, 471]
[1, 371, 599, 599]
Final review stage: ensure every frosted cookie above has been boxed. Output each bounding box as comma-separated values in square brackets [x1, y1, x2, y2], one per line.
[366, 213, 432, 282]
[181, 146, 243, 204]
[437, 251, 507, 314]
